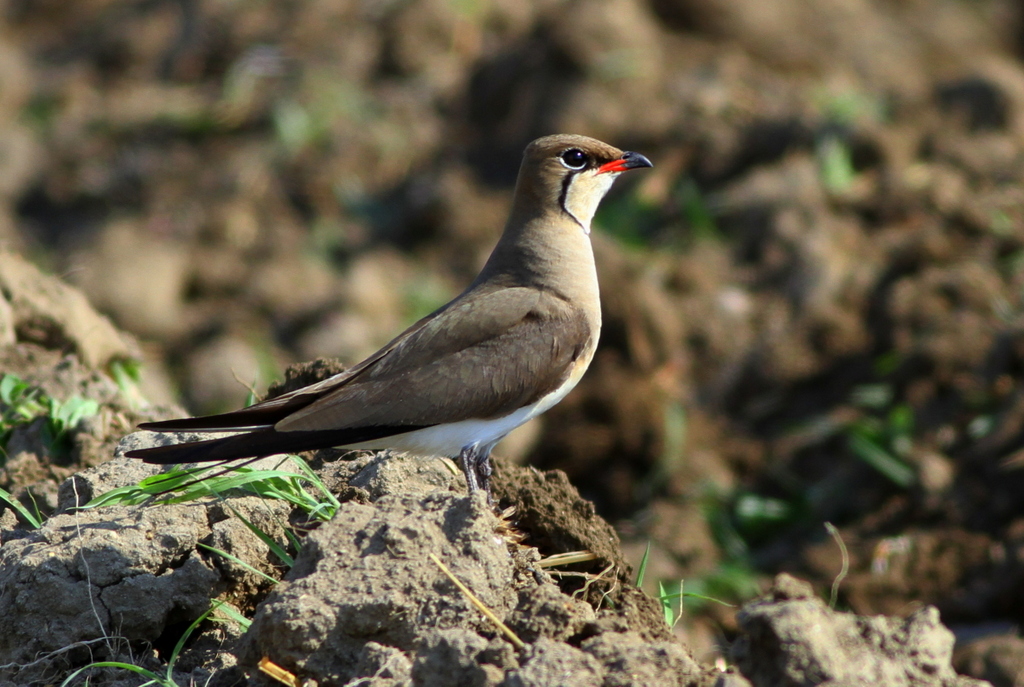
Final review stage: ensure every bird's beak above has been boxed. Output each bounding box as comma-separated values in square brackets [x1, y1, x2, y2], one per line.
[597, 151, 654, 174]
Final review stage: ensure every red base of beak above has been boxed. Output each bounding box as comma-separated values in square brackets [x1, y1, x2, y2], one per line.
[598, 159, 630, 174]
[598, 151, 653, 174]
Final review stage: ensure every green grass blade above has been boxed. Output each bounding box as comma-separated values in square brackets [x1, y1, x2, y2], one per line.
[287, 456, 341, 514]
[635, 541, 651, 587]
[86, 465, 307, 507]
[658, 580, 675, 627]
[82, 467, 218, 507]
[0, 486, 43, 529]
[59, 661, 164, 687]
[109, 359, 144, 409]
[222, 503, 294, 567]
[658, 590, 735, 607]
[847, 428, 915, 487]
[213, 602, 253, 632]
[165, 601, 224, 682]
[198, 543, 279, 584]
[0, 374, 18, 404]
[88, 456, 340, 525]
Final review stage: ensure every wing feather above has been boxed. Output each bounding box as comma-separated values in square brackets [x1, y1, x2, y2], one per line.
[275, 287, 590, 431]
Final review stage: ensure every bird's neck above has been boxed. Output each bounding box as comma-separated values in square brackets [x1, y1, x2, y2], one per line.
[473, 209, 602, 327]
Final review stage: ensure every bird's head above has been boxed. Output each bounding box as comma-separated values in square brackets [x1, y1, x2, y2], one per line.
[515, 134, 653, 233]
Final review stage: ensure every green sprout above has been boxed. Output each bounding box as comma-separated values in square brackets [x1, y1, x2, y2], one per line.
[0, 373, 99, 457]
[845, 386, 916, 488]
[635, 540, 736, 627]
[817, 134, 856, 194]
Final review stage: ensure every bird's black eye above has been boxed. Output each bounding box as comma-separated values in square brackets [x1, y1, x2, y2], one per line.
[559, 148, 589, 170]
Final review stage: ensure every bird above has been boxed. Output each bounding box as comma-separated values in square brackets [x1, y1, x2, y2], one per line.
[126, 134, 653, 497]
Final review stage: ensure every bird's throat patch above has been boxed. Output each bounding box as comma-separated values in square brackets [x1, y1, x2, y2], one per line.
[561, 171, 616, 234]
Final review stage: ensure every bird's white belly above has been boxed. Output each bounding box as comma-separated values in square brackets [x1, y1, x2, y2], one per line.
[341, 361, 587, 457]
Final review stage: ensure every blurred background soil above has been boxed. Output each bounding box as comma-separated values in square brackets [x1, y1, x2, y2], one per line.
[4, 0, 1024, 680]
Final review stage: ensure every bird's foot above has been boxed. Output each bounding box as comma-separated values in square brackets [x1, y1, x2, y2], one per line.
[457, 444, 494, 506]
[458, 446, 481, 493]
[475, 452, 493, 504]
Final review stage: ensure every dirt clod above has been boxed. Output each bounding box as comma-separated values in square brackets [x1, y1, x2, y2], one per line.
[492, 461, 629, 578]
[411, 629, 501, 687]
[0, 251, 138, 370]
[239, 493, 517, 683]
[0, 503, 218, 679]
[504, 638, 605, 687]
[731, 574, 988, 687]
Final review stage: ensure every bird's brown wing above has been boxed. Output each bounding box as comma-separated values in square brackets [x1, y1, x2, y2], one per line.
[274, 286, 592, 431]
[135, 286, 591, 435]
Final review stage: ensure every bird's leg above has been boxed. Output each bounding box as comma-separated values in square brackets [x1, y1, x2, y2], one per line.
[475, 449, 493, 503]
[458, 445, 482, 494]
[457, 444, 494, 505]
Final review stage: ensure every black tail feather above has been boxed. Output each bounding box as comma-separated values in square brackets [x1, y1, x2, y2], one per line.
[125, 424, 430, 465]
[136, 394, 319, 433]
[126, 432, 271, 464]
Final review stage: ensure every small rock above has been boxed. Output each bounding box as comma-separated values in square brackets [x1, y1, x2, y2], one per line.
[580, 631, 704, 687]
[769, 572, 816, 601]
[184, 334, 264, 411]
[507, 583, 596, 643]
[70, 221, 191, 340]
[56, 454, 162, 512]
[731, 574, 989, 686]
[412, 629, 498, 687]
[353, 642, 413, 686]
[955, 632, 1024, 686]
[713, 671, 753, 687]
[504, 638, 605, 687]
[0, 250, 139, 369]
[349, 451, 460, 498]
[0, 290, 14, 346]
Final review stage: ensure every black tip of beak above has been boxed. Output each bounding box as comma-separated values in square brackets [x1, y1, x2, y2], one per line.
[621, 151, 653, 170]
